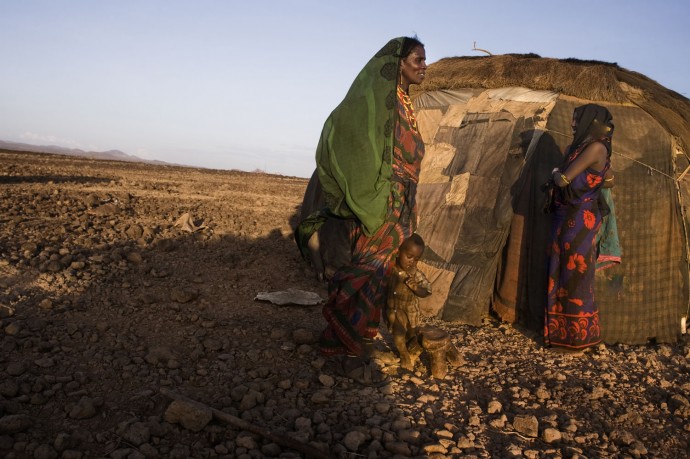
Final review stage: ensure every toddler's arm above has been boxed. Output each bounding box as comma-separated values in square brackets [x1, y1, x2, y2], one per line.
[404, 269, 431, 298]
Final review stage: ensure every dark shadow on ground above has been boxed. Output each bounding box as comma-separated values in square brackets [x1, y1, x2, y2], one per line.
[0, 175, 113, 185]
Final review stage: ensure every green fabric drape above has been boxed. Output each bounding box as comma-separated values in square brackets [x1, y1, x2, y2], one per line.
[315, 37, 403, 236]
[596, 188, 622, 270]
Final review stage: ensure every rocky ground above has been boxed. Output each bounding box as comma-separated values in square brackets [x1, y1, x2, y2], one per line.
[0, 149, 689, 459]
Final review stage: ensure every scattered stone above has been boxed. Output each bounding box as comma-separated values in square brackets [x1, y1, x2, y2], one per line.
[90, 202, 119, 215]
[310, 389, 332, 404]
[488, 399, 502, 414]
[202, 338, 222, 351]
[126, 251, 143, 264]
[513, 415, 539, 438]
[34, 357, 55, 368]
[293, 328, 317, 344]
[457, 435, 473, 449]
[126, 225, 144, 239]
[235, 433, 258, 450]
[170, 288, 199, 303]
[535, 386, 550, 400]
[70, 261, 86, 270]
[145, 346, 176, 365]
[163, 400, 212, 432]
[84, 194, 100, 207]
[343, 430, 367, 451]
[610, 429, 636, 446]
[542, 427, 562, 443]
[0, 380, 19, 398]
[489, 414, 507, 429]
[385, 441, 412, 456]
[69, 397, 98, 419]
[6, 362, 26, 376]
[0, 414, 32, 434]
[116, 421, 150, 446]
[0, 303, 16, 318]
[4, 321, 21, 336]
[32, 443, 58, 459]
[318, 374, 335, 387]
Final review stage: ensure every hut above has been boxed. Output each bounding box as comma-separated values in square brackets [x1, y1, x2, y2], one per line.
[411, 54, 690, 344]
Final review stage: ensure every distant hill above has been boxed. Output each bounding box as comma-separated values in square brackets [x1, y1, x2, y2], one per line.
[0, 140, 169, 165]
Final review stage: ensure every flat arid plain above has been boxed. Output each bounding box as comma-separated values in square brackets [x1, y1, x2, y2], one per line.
[0, 149, 689, 458]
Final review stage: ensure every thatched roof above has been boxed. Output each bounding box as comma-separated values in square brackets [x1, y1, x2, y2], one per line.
[413, 54, 690, 153]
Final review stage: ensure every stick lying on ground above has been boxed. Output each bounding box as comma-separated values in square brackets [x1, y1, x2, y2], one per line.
[160, 388, 330, 459]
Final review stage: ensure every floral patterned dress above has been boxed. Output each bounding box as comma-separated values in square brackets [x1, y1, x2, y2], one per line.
[545, 138, 610, 349]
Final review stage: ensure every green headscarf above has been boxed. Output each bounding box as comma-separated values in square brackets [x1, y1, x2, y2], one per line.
[315, 37, 404, 236]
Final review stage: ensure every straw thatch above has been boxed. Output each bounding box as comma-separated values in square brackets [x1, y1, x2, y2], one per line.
[413, 54, 690, 154]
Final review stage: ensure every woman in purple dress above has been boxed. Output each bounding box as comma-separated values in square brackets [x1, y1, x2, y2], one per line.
[545, 104, 615, 352]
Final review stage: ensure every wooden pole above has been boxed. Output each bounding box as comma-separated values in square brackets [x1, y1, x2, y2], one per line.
[160, 388, 331, 459]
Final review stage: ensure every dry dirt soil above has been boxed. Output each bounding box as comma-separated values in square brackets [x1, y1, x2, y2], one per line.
[0, 150, 689, 459]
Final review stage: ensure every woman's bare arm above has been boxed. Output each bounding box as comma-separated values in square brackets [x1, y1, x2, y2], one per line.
[553, 141, 608, 187]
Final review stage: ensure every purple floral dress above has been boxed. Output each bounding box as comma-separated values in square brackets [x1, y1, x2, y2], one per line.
[545, 137, 610, 349]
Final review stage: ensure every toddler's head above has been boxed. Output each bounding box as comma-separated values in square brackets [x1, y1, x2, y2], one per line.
[397, 233, 425, 271]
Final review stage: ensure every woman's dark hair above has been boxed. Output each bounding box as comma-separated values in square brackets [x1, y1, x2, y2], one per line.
[401, 36, 424, 59]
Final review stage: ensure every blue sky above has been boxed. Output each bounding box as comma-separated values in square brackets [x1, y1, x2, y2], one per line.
[1, 1, 688, 178]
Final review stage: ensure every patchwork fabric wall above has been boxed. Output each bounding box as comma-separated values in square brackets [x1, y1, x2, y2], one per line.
[414, 88, 557, 325]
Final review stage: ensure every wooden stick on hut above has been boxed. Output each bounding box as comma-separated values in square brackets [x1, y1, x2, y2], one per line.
[472, 41, 493, 56]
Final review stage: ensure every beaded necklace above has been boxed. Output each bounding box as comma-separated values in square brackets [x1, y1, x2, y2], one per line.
[397, 85, 418, 133]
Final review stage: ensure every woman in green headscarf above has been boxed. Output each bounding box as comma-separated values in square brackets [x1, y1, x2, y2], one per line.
[296, 36, 426, 383]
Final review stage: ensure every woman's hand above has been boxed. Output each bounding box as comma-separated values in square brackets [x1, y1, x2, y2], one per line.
[552, 168, 570, 187]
